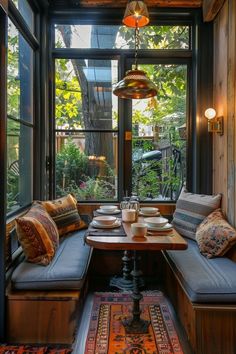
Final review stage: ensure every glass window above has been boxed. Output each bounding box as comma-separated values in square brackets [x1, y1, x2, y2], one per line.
[7, 18, 34, 213]
[55, 59, 118, 201]
[55, 59, 118, 130]
[131, 64, 187, 201]
[7, 121, 33, 212]
[11, 0, 34, 32]
[8, 19, 34, 124]
[54, 23, 190, 203]
[55, 25, 190, 50]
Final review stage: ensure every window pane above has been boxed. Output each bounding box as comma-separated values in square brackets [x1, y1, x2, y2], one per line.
[132, 64, 187, 202]
[7, 120, 33, 213]
[11, 0, 34, 32]
[8, 19, 34, 124]
[55, 133, 118, 201]
[55, 25, 189, 50]
[55, 59, 118, 130]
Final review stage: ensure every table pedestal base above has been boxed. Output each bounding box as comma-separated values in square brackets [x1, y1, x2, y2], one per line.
[122, 250, 150, 334]
[110, 276, 133, 290]
[122, 318, 150, 334]
[110, 250, 145, 291]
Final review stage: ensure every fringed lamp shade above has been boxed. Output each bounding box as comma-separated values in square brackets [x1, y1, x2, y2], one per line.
[113, 69, 158, 99]
[123, 0, 149, 27]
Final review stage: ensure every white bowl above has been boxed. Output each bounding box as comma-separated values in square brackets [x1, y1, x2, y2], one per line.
[99, 205, 118, 213]
[143, 217, 168, 228]
[93, 215, 117, 226]
[131, 222, 147, 237]
[140, 207, 159, 215]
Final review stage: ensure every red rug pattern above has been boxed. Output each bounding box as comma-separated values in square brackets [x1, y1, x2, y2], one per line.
[84, 291, 184, 354]
[0, 346, 72, 354]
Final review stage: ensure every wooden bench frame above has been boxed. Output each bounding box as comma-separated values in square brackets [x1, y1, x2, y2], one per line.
[163, 252, 236, 354]
[6, 281, 88, 344]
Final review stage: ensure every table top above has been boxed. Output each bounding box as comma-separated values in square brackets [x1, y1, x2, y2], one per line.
[85, 217, 188, 251]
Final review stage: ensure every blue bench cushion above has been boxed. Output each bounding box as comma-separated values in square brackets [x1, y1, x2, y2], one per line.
[11, 230, 92, 290]
[165, 239, 236, 303]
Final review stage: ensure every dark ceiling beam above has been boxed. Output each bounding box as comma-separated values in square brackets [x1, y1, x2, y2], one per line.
[0, 0, 7, 13]
[202, 0, 226, 21]
[49, 0, 202, 9]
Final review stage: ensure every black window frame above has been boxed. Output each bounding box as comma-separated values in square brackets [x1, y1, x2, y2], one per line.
[49, 7, 213, 203]
[6, 0, 40, 217]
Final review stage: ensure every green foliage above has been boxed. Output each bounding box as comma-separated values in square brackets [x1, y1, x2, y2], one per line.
[56, 139, 116, 200]
[55, 59, 83, 129]
[57, 178, 115, 201]
[132, 159, 161, 199]
[8, 21, 20, 119]
[56, 139, 89, 190]
[7, 170, 19, 212]
[132, 153, 183, 200]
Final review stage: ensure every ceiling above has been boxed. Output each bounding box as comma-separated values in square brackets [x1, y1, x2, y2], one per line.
[49, 0, 203, 8]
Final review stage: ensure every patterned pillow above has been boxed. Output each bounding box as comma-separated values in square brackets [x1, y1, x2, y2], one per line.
[172, 187, 221, 240]
[41, 194, 87, 237]
[16, 204, 59, 265]
[196, 209, 236, 258]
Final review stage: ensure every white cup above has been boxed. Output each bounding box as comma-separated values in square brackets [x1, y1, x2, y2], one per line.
[131, 223, 147, 237]
[122, 209, 136, 222]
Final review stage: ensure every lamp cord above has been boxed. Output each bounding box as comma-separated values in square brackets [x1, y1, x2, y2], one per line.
[134, 22, 140, 70]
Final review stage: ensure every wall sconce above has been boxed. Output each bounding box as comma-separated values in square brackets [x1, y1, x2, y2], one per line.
[204, 108, 223, 136]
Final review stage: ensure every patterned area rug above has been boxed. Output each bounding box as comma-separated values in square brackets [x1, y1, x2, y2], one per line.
[84, 291, 184, 354]
[0, 346, 72, 354]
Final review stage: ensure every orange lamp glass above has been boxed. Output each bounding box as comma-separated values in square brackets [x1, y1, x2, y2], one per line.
[123, 0, 149, 28]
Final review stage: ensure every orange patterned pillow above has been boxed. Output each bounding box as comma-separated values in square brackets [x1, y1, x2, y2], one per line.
[16, 204, 59, 265]
[196, 209, 236, 258]
[41, 194, 87, 237]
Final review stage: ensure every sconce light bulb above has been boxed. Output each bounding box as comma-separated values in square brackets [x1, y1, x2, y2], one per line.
[205, 108, 216, 120]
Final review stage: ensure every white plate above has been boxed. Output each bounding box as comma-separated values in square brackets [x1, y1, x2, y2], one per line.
[146, 223, 173, 231]
[139, 211, 160, 217]
[91, 219, 121, 229]
[96, 209, 121, 215]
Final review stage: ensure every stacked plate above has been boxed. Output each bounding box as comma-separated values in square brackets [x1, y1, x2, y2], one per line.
[96, 205, 120, 215]
[139, 207, 160, 217]
[143, 216, 173, 231]
[91, 215, 121, 229]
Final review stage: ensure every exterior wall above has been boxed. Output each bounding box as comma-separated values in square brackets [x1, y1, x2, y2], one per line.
[213, 0, 236, 225]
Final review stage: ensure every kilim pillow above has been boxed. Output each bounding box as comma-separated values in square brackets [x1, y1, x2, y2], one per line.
[41, 194, 87, 237]
[196, 209, 236, 258]
[172, 187, 221, 240]
[15, 204, 59, 265]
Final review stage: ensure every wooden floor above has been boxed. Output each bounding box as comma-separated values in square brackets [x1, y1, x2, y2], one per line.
[72, 278, 194, 354]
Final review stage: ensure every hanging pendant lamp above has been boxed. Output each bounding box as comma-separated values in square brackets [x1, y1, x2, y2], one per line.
[123, 0, 150, 28]
[113, 20, 158, 99]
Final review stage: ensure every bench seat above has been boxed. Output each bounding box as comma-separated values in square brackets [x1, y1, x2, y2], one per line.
[7, 229, 92, 344]
[166, 239, 236, 303]
[11, 230, 91, 290]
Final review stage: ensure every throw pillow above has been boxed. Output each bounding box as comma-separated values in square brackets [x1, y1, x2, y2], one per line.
[41, 194, 87, 236]
[15, 204, 59, 265]
[196, 209, 236, 258]
[172, 187, 221, 240]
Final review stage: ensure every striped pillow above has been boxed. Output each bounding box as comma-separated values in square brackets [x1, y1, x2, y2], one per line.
[41, 194, 87, 237]
[16, 204, 59, 265]
[172, 188, 221, 240]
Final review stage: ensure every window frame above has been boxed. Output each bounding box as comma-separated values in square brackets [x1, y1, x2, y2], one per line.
[49, 7, 213, 203]
[7, 0, 40, 217]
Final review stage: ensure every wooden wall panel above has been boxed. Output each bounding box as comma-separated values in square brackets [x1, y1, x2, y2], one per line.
[227, 0, 236, 225]
[213, 0, 228, 214]
[213, 0, 236, 225]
